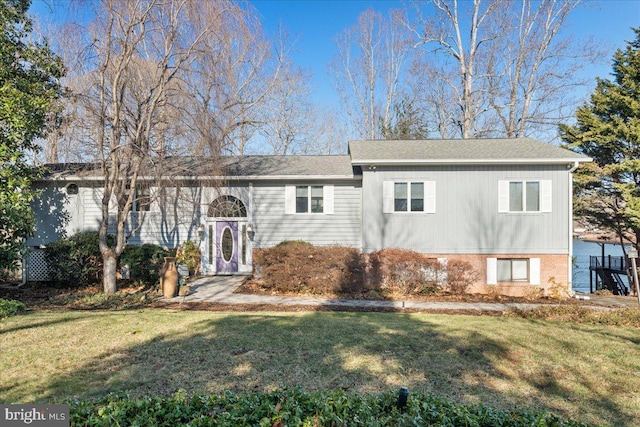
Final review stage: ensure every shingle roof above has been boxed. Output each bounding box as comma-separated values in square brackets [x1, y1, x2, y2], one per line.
[348, 138, 591, 164]
[182, 155, 357, 177]
[41, 138, 590, 180]
[42, 155, 358, 179]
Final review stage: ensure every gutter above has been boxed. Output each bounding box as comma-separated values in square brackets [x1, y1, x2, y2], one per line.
[351, 158, 592, 166]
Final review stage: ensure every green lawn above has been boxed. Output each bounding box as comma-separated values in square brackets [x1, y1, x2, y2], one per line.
[1, 309, 639, 426]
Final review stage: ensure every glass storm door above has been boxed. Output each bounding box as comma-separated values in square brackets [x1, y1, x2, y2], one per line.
[216, 221, 238, 273]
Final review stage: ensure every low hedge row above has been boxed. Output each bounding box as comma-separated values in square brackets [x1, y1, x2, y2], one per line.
[69, 389, 585, 427]
[253, 243, 479, 297]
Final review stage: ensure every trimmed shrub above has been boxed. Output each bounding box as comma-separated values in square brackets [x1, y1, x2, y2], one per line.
[253, 245, 482, 298]
[253, 242, 364, 295]
[445, 260, 480, 295]
[176, 240, 201, 275]
[44, 231, 113, 287]
[120, 244, 168, 285]
[69, 388, 586, 427]
[0, 298, 25, 319]
[275, 240, 313, 248]
[368, 249, 444, 295]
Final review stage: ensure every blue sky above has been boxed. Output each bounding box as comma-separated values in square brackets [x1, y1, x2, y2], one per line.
[250, 0, 639, 107]
[31, 0, 640, 110]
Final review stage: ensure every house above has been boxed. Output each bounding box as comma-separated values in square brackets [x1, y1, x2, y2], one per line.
[25, 138, 591, 296]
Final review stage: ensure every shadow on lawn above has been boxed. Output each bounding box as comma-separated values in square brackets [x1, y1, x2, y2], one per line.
[39, 312, 636, 426]
[0, 312, 82, 335]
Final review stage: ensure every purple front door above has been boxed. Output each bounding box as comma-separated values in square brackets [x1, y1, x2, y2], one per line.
[216, 221, 238, 273]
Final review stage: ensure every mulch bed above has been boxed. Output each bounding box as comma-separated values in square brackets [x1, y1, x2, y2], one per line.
[238, 278, 580, 305]
[148, 300, 505, 316]
[0, 279, 589, 316]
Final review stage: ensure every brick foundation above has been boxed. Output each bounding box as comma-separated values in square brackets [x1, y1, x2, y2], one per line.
[428, 253, 570, 297]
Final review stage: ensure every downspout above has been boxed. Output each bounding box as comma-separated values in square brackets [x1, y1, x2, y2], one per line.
[567, 161, 579, 293]
[248, 181, 254, 269]
[21, 247, 28, 285]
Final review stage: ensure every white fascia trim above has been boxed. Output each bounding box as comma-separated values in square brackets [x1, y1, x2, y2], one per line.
[39, 174, 361, 182]
[352, 158, 592, 166]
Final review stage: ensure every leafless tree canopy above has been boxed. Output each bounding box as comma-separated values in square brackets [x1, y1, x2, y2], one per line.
[408, 0, 601, 139]
[330, 8, 414, 140]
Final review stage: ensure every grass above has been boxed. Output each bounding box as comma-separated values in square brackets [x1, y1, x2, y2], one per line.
[1, 309, 639, 426]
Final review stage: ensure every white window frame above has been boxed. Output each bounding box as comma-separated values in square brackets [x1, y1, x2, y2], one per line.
[383, 181, 436, 214]
[498, 180, 551, 213]
[486, 257, 540, 285]
[285, 185, 334, 215]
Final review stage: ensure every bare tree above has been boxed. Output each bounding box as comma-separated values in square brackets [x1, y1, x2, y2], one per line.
[256, 26, 317, 155]
[258, 65, 313, 154]
[486, 0, 599, 138]
[411, 0, 502, 139]
[175, 2, 285, 157]
[330, 8, 413, 139]
[62, 0, 217, 293]
[410, 0, 600, 139]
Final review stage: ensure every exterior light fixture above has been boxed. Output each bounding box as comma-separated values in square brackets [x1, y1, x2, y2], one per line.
[197, 224, 205, 240]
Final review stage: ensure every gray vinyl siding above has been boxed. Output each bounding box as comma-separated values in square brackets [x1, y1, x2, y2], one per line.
[29, 179, 362, 249]
[361, 165, 571, 254]
[252, 180, 362, 248]
[29, 182, 83, 246]
[29, 182, 206, 248]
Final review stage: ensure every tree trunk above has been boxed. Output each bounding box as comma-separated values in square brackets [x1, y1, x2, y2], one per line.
[103, 252, 117, 294]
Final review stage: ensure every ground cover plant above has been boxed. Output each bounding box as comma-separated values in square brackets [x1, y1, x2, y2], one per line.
[69, 388, 585, 426]
[0, 282, 159, 310]
[0, 298, 24, 318]
[1, 310, 638, 426]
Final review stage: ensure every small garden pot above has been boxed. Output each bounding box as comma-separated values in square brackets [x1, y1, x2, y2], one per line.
[178, 285, 190, 297]
[162, 257, 178, 298]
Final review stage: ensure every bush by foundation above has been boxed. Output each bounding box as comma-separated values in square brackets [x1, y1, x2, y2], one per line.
[444, 260, 480, 295]
[252, 244, 482, 298]
[253, 242, 364, 295]
[367, 249, 444, 295]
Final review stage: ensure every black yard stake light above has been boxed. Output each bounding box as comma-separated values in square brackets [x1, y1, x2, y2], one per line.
[397, 386, 409, 410]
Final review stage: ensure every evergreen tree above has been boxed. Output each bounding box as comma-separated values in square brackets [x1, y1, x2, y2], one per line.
[0, 0, 64, 273]
[560, 28, 640, 253]
[380, 98, 429, 140]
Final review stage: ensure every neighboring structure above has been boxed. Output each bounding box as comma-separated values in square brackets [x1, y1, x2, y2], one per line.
[26, 138, 591, 295]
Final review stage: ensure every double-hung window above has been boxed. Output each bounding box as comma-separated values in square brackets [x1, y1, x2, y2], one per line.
[499, 180, 551, 213]
[296, 185, 324, 213]
[384, 181, 435, 213]
[393, 182, 425, 212]
[285, 185, 334, 215]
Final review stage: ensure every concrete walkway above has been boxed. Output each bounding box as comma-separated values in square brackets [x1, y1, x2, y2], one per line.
[170, 276, 620, 311]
